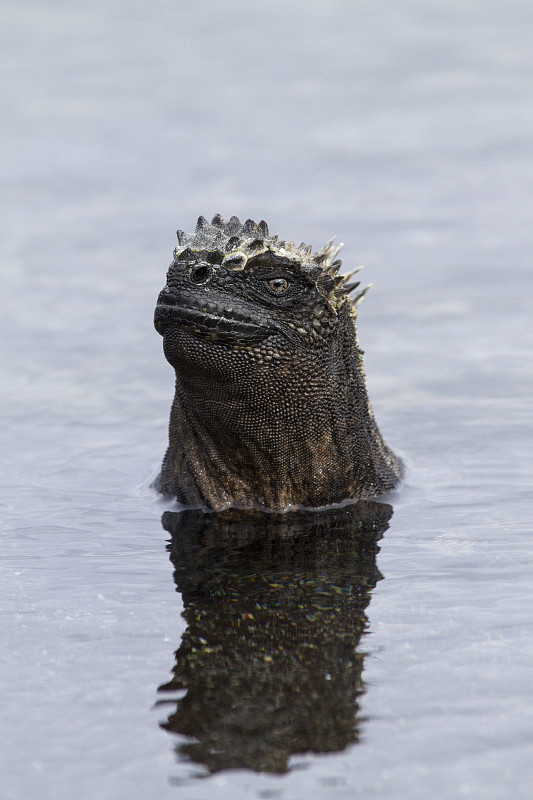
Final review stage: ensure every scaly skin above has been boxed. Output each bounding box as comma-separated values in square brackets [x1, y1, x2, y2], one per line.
[154, 214, 401, 511]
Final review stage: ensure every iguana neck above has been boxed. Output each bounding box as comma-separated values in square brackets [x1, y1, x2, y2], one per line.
[159, 329, 399, 511]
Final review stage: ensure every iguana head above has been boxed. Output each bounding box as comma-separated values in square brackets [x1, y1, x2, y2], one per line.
[154, 214, 368, 373]
[154, 215, 401, 511]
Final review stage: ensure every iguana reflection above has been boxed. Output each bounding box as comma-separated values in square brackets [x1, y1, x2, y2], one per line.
[157, 501, 392, 774]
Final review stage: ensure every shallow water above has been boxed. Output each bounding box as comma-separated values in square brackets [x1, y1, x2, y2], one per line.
[2, 0, 533, 798]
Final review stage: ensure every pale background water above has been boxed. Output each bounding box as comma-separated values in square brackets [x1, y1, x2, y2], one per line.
[1, 0, 532, 797]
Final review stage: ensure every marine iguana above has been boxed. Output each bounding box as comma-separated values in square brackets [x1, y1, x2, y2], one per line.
[154, 214, 401, 511]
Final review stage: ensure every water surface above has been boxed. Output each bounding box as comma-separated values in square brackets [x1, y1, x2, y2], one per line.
[2, 1, 533, 798]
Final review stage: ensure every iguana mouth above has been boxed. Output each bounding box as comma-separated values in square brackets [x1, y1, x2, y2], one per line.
[154, 290, 277, 341]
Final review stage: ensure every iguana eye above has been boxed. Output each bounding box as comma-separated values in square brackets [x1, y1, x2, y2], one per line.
[268, 277, 289, 294]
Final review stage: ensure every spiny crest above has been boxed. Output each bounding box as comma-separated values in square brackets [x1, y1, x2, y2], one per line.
[173, 215, 370, 308]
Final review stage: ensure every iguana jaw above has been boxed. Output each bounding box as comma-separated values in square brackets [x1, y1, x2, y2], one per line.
[154, 289, 284, 343]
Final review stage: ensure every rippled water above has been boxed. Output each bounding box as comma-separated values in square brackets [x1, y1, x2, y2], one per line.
[2, 1, 533, 798]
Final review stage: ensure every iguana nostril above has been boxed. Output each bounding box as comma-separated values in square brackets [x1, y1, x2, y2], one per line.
[190, 264, 212, 284]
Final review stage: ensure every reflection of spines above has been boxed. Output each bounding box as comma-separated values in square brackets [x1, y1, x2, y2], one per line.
[158, 501, 392, 774]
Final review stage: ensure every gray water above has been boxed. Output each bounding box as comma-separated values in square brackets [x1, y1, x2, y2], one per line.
[2, 0, 533, 797]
